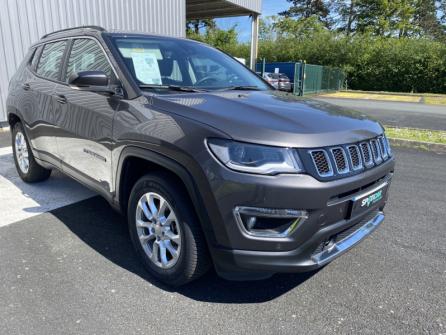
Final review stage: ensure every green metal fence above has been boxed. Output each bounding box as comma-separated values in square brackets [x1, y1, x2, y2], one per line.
[256, 60, 345, 96]
[302, 64, 345, 95]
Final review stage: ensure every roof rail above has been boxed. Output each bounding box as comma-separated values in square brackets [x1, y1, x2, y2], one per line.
[41, 25, 106, 39]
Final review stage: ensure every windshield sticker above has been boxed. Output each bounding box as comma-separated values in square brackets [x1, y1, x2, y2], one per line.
[131, 52, 162, 85]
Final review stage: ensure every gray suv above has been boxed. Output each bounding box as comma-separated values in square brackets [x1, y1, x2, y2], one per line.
[7, 26, 395, 286]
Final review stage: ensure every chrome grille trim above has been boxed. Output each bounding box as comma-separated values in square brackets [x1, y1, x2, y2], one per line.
[370, 139, 383, 164]
[306, 135, 392, 179]
[308, 149, 334, 177]
[385, 136, 392, 156]
[378, 136, 388, 160]
[360, 142, 374, 168]
[347, 145, 363, 171]
[330, 147, 350, 174]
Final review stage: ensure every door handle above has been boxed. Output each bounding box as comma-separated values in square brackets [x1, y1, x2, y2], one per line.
[22, 83, 30, 91]
[56, 94, 67, 104]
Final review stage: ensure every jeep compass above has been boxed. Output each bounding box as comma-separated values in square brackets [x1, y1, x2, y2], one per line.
[6, 26, 395, 286]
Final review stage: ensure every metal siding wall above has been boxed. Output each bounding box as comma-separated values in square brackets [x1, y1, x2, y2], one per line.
[0, 0, 186, 122]
[225, 0, 262, 13]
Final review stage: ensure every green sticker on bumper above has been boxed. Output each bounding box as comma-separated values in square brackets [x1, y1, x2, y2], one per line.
[361, 190, 383, 208]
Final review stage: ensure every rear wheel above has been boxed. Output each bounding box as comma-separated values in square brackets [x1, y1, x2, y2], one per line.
[128, 173, 210, 286]
[12, 122, 51, 183]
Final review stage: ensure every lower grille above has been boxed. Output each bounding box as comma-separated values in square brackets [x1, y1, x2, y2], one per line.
[313, 209, 379, 255]
[336, 210, 379, 241]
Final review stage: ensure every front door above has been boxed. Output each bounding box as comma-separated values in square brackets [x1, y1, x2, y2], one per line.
[54, 38, 120, 193]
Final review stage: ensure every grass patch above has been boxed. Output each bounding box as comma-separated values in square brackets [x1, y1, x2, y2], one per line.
[321, 92, 421, 102]
[424, 96, 446, 105]
[320, 90, 446, 105]
[385, 126, 446, 144]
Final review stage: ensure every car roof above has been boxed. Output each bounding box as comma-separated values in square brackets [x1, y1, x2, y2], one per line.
[34, 25, 194, 47]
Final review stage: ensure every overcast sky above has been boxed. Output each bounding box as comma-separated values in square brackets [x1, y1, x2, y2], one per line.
[215, 0, 290, 42]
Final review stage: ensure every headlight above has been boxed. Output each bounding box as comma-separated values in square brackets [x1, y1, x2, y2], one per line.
[207, 139, 304, 175]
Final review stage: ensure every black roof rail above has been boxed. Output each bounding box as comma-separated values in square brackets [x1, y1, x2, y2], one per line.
[41, 25, 106, 39]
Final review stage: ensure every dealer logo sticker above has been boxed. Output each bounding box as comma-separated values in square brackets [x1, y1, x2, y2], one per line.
[361, 190, 383, 208]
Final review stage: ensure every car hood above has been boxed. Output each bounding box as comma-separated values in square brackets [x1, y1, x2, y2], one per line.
[149, 90, 383, 148]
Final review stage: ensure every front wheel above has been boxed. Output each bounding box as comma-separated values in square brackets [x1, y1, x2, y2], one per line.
[12, 122, 51, 183]
[127, 173, 210, 286]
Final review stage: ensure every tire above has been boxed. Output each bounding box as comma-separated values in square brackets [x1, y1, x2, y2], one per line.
[12, 122, 51, 183]
[128, 173, 210, 286]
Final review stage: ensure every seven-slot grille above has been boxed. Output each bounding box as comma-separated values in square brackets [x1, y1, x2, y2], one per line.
[308, 136, 392, 179]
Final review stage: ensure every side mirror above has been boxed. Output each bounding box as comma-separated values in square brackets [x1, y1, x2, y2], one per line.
[68, 71, 118, 95]
[69, 71, 109, 87]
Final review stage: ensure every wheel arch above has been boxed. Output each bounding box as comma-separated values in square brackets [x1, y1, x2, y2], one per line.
[115, 146, 217, 246]
[7, 106, 23, 128]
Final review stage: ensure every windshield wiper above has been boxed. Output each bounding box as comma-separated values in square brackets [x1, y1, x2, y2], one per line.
[219, 85, 262, 91]
[138, 84, 205, 93]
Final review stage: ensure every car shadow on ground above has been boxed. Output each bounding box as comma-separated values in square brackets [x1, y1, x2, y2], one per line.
[50, 196, 318, 304]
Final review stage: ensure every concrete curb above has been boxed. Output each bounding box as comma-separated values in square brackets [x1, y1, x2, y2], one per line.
[389, 138, 446, 154]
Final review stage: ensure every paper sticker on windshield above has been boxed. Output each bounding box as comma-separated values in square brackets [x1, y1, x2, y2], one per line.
[131, 52, 161, 85]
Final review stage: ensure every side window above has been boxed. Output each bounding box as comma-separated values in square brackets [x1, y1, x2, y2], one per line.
[30, 46, 41, 70]
[36, 41, 67, 80]
[65, 39, 114, 82]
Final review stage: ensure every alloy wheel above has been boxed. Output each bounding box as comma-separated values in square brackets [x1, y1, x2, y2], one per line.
[135, 192, 182, 269]
[15, 131, 29, 174]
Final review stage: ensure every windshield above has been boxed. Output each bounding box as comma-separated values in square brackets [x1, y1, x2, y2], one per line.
[111, 36, 270, 92]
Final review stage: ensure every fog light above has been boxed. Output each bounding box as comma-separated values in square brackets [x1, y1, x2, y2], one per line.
[234, 206, 308, 238]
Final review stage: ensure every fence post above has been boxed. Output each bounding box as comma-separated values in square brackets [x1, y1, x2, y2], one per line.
[293, 62, 298, 95]
[301, 60, 306, 96]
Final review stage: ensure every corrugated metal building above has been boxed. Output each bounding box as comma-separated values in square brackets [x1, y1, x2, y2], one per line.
[0, 0, 261, 124]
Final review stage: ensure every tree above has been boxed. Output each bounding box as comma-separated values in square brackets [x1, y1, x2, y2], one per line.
[279, 0, 332, 27]
[273, 16, 327, 39]
[333, 0, 359, 35]
[186, 19, 216, 35]
[259, 16, 277, 40]
[350, 0, 419, 37]
[414, 0, 446, 40]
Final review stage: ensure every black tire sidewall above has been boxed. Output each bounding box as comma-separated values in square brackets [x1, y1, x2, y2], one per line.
[12, 122, 31, 180]
[12, 122, 51, 183]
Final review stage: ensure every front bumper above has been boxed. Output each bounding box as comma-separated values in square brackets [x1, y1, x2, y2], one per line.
[213, 209, 384, 280]
[202, 154, 395, 280]
[278, 83, 291, 91]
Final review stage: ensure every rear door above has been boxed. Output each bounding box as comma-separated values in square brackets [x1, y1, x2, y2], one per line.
[53, 38, 120, 194]
[26, 40, 68, 166]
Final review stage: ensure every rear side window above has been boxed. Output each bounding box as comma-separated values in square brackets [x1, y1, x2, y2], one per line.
[30, 46, 41, 70]
[36, 41, 67, 80]
[65, 39, 114, 82]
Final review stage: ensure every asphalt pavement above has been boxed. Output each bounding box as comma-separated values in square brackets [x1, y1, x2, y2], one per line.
[315, 97, 446, 130]
[0, 146, 445, 334]
[0, 129, 11, 148]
